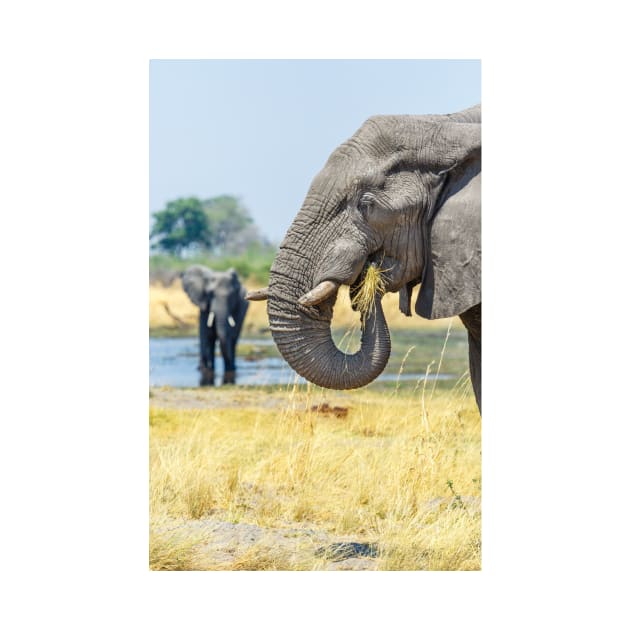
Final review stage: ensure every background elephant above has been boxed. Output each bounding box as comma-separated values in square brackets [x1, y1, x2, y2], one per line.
[248, 104, 481, 411]
[181, 265, 249, 385]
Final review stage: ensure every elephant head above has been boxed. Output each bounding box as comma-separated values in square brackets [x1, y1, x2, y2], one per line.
[254, 105, 480, 390]
[182, 265, 247, 336]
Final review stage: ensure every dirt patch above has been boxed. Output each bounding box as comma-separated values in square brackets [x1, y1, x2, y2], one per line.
[149, 386, 355, 413]
[154, 517, 379, 571]
[152, 495, 480, 571]
[310, 402, 349, 418]
[149, 386, 289, 410]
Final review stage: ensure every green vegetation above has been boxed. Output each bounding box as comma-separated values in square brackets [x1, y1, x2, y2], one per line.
[150, 194, 276, 284]
[150, 195, 272, 255]
[202, 195, 258, 254]
[150, 243, 276, 285]
[150, 197, 213, 256]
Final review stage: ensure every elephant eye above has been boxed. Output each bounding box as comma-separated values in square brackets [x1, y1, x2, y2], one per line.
[358, 193, 376, 214]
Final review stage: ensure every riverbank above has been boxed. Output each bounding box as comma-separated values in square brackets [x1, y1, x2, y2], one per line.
[149, 279, 472, 391]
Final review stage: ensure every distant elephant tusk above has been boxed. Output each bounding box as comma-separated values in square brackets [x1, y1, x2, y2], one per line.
[207, 311, 215, 327]
[228, 316, 236, 327]
[298, 280, 340, 306]
[246, 288, 269, 301]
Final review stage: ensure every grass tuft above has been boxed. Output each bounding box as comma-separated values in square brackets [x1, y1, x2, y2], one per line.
[149, 520, 206, 571]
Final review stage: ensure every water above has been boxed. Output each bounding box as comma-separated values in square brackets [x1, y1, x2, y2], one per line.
[149, 337, 303, 387]
[149, 337, 456, 388]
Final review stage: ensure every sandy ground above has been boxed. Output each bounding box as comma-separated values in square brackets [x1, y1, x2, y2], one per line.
[149, 385, 355, 411]
[156, 514, 382, 570]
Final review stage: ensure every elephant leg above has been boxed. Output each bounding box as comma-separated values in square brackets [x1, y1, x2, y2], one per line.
[198, 309, 216, 386]
[459, 303, 481, 413]
[223, 339, 237, 385]
[200, 366, 215, 386]
[218, 335, 236, 385]
[222, 370, 236, 385]
[223, 295, 247, 385]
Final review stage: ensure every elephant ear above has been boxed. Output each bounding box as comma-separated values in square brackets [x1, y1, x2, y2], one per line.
[182, 266, 210, 308]
[227, 267, 240, 287]
[182, 265, 213, 309]
[416, 162, 481, 320]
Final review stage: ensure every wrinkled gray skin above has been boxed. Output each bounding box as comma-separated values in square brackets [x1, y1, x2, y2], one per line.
[262, 104, 481, 411]
[181, 265, 249, 385]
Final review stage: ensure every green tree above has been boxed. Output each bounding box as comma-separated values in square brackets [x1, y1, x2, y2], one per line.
[202, 195, 254, 253]
[150, 197, 213, 256]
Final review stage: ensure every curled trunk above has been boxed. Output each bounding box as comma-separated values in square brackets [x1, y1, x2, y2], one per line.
[268, 249, 391, 389]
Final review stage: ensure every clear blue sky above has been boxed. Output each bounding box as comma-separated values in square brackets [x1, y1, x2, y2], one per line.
[150, 59, 480, 243]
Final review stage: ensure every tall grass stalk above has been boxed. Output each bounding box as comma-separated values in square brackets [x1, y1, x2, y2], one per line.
[430, 318, 453, 402]
[420, 360, 435, 433]
[395, 345, 416, 395]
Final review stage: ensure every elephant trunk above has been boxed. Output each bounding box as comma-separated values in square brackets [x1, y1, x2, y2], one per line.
[267, 237, 391, 389]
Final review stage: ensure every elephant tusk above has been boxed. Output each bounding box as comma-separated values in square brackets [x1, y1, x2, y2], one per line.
[228, 316, 236, 327]
[298, 280, 340, 306]
[246, 288, 269, 301]
[207, 311, 215, 327]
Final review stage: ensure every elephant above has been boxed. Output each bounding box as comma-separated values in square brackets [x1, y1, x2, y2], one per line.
[247, 104, 481, 411]
[181, 265, 249, 385]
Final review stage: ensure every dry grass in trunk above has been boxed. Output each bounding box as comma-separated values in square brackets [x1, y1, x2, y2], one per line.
[350, 263, 387, 316]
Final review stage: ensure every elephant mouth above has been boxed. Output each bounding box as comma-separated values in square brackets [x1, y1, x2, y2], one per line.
[302, 255, 390, 312]
[348, 253, 404, 310]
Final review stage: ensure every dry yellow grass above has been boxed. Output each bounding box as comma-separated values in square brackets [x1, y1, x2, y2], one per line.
[149, 281, 199, 329]
[149, 385, 481, 570]
[351, 263, 387, 315]
[149, 279, 464, 334]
